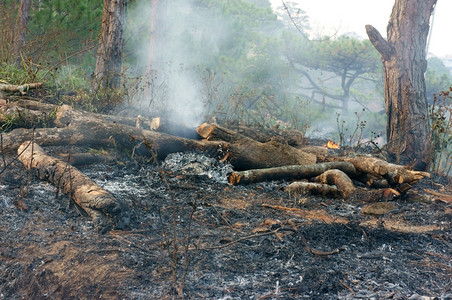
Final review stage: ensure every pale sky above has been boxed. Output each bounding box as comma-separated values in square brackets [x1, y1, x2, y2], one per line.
[271, 0, 451, 57]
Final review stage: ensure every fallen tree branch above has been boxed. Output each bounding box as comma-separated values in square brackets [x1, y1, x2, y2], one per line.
[228, 162, 356, 185]
[334, 156, 430, 185]
[17, 141, 129, 233]
[0, 82, 42, 94]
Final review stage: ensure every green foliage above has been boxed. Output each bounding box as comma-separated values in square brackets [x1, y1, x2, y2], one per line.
[429, 86, 452, 175]
[426, 57, 452, 103]
[287, 35, 381, 74]
[30, 0, 102, 63]
[0, 60, 44, 85]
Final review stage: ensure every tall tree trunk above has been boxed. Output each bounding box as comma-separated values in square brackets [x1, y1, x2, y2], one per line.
[92, 0, 127, 91]
[146, 0, 166, 71]
[12, 0, 32, 64]
[366, 0, 436, 170]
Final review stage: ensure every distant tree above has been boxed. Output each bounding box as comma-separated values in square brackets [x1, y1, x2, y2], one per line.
[92, 0, 127, 91]
[285, 35, 381, 112]
[12, 0, 32, 64]
[366, 0, 437, 169]
[426, 57, 452, 103]
[146, 0, 166, 71]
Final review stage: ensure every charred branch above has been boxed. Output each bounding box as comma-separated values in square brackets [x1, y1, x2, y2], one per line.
[17, 141, 128, 233]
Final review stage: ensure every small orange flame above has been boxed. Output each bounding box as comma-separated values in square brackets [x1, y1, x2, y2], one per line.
[324, 140, 340, 149]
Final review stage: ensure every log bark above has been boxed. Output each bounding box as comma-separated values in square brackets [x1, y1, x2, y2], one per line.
[92, 0, 126, 90]
[228, 162, 356, 185]
[285, 181, 341, 198]
[2, 104, 313, 171]
[313, 169, 401, 202]
[336, 156, 430, 186]
[0, 83, 42, 94]
[0, 105, 221, 158]
[313, 169, 357, 200]
[198, 123, 316, 170]
[223, 124, 306, 146]
[17, 141, 129, 233]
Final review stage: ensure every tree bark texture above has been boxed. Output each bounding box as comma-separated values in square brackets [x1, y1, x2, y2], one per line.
[336, 156, 430, 185]
[285, 181, 341, 198]
[1, 104, 316, 171]
[0, 83, 42, 94]
[92, 0, 127, 91]
[366, 0, 436, 168]
[228, 162, 356, 185]
[12, 0, 32, 64]
[224, 124, 306, 146]
[17, 141, 128, 233]
[197, 123, 316, 170]
[313, 169, 401, 202]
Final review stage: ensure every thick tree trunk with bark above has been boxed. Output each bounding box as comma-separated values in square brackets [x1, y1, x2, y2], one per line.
[197, 123, 316, 170]
[224, 124, 306, 146]
[366, 0, 436, 169]
[12, 0, 32, 64]
[92, 0, 127, 91]
[17, 141, 128, 233]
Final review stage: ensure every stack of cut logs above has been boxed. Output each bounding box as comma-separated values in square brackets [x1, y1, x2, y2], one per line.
[0, 99, 431, 231]
[196, 123, 430, 203]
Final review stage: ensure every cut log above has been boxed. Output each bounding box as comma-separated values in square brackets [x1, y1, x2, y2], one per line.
[313, 169, 400, 202]
[359, 173, 389, 188]
[197, 123, 316, 170]
[17, 141, 129, 233]
[334, 156, 430, 185]
[2, 105, 311, 170]
[224, 124, 306, 146]
[0, 105, 222, 158]
[228, 162, 356, 185]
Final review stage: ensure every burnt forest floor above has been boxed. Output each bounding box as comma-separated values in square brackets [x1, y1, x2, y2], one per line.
[0, 145, 451, 299]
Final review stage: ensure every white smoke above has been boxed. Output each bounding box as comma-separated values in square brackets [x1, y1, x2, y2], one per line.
[126, 0, 231, 128]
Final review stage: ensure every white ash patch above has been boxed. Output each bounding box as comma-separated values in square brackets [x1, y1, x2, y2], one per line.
[162, 152, 233, 183]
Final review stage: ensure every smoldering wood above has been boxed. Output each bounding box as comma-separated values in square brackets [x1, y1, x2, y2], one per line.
[1, 104, 313, 171]
[17, 141, 128, 233]
[228, 162, 356, 185]
[197, 122, 316, 170]
[222, 123, 306, 146]
[0, 104, 222, 157]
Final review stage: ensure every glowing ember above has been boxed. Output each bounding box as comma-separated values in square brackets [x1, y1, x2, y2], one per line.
[324, 140, 340, 149]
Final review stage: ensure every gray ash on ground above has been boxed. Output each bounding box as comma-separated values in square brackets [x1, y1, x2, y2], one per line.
[0, 151, 451, 299]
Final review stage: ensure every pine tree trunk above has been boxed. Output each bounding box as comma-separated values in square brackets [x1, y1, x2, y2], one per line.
[366, 0, 436, 170]
[12, 0, 31, 64]
[92, 0, 127, 91]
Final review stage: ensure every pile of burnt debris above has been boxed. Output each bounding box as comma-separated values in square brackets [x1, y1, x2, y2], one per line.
[0, 98, 451, 299]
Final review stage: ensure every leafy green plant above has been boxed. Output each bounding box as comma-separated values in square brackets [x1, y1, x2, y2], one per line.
[429, 86, 452, 176]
